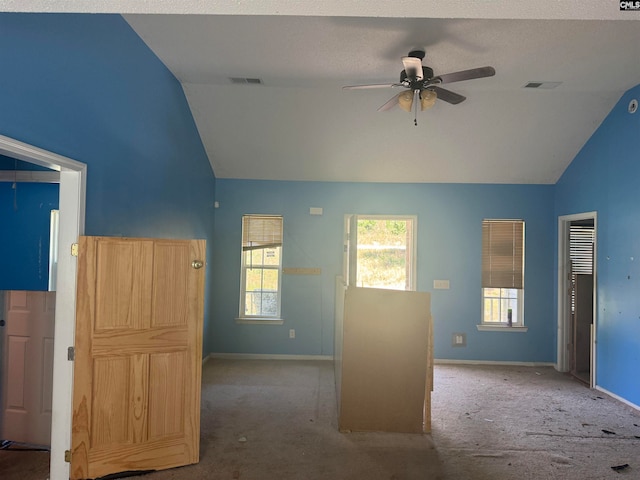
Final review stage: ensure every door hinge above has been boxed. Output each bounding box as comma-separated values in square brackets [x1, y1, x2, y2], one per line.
[71, 243, 79, 257]
[67, 346, 75, 361]
[64, 450, 71, 463]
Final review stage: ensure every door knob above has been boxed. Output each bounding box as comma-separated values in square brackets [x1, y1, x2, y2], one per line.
[0, 319, 5, 327]
[191, 260, 204, 269]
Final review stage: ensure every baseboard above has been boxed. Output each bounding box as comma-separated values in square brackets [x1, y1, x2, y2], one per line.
[435, 359, 556, 367]
[595, 385, 640, 412]
[206, 355, 550, 366]
[208, 352, 334, 362]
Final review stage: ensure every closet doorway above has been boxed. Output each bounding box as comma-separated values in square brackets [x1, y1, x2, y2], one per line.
[557, 212, 596, 387]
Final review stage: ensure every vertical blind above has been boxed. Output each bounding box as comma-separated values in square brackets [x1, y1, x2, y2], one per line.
[242, 215, 283, 251]
[482, 219, 524, 289]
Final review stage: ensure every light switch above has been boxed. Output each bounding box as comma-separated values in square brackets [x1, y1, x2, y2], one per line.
[434, 279, 450, 289]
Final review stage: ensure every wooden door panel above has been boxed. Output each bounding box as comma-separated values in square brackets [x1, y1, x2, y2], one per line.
[91, 356, 132, 447]
[72, 236, 204, 479]
[95, 240, 153, 330]
[152, 241, 191, 327]
[148, 351, 186, 440]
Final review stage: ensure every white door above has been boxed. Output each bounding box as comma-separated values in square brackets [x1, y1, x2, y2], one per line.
[0, 290, 55, 446]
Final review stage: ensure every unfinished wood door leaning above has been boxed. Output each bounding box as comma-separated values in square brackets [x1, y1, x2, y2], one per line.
[71, 236, 205, 479]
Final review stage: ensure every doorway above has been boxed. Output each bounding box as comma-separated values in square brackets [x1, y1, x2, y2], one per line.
[0, 163, 59, 449]
[0, 134, 86, 480]
[557, 212, 597, 387]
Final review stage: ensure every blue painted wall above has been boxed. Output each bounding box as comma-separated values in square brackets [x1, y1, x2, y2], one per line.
[0, 182, 59, 290]
[556, 85, 640, 407]
[212, 180, 555, 361]
[0, 14, 216, 352]
[1, 156, 59, 290]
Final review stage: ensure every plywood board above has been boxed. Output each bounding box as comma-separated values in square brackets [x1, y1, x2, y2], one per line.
[339, 286, 431, 434]
[334, 276, 346, 416]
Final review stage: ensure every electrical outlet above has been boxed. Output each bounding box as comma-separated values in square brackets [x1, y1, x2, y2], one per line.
[434, 279, 450, 289]
[452, 333, 466, 347]
[289, 329, 295, 339]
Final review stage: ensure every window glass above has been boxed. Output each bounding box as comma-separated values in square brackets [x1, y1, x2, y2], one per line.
[346, 215, 416, 291]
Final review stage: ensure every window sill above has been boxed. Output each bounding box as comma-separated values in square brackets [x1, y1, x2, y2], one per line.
[235, 317, 284, 325]
[476, 324, 528, 333]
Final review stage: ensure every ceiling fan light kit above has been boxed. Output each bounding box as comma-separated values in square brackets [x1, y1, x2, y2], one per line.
[420, 90, 437, 110]
[398, 90, 437, 113]
[398, 91, 414, 112]
[344, 49, 495, 125]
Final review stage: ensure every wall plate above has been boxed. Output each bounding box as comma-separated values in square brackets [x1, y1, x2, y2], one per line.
[452, 333, 467, 347]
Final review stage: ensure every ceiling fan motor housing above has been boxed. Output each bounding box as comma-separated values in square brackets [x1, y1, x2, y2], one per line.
[400, 66, 434, 86]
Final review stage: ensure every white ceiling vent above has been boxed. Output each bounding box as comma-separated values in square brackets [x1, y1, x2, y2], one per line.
[523, 81, 562, 89]
[229, 77, 263, 85]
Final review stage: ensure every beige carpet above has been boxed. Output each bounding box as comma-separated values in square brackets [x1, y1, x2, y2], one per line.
[2, 360, 639, 479]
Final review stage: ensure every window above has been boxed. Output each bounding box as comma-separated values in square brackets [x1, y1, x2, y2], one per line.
[345, 215, 416, 291]
[481, 219, 524, 326]
[240, 215, 283, 320]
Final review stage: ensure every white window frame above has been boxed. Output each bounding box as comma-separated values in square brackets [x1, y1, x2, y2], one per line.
[478, 219, 527, 332]
[236, 215, 284, 325]
[481, 287, 524, 326]
[344, 214, 417, 291]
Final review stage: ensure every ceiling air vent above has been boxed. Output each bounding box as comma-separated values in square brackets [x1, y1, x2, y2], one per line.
[523, 81, 562, 89]
[229, 77, 263, 85]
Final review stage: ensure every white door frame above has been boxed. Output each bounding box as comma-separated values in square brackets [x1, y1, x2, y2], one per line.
[557, 211, 597, 387]
[0, 134, 86, 480]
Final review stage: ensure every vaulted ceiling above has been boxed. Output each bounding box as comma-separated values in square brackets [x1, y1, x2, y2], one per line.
[4, 1, 640, 183]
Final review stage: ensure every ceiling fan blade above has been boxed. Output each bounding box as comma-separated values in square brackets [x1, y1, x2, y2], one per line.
[430, 86, 466, 105]
[377, 92, 402, 112]
[343, 83, 402, 90]
[436, 66, 495, 84]
[402, 56, 423, 81]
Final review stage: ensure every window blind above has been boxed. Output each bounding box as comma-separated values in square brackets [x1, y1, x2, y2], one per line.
[569, 225, 594, 275]
[482, 219, 524, 289]
[242, 215, 283, 251]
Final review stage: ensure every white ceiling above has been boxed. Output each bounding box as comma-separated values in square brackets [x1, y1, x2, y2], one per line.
[4, 1, 640, 183]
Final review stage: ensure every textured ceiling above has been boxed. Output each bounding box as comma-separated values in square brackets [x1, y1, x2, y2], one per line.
[124, 15, 640, 183]
[3, 2, 640, 183]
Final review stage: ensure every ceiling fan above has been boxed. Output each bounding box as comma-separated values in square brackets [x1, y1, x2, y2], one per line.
[343, 50, 495, 125]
